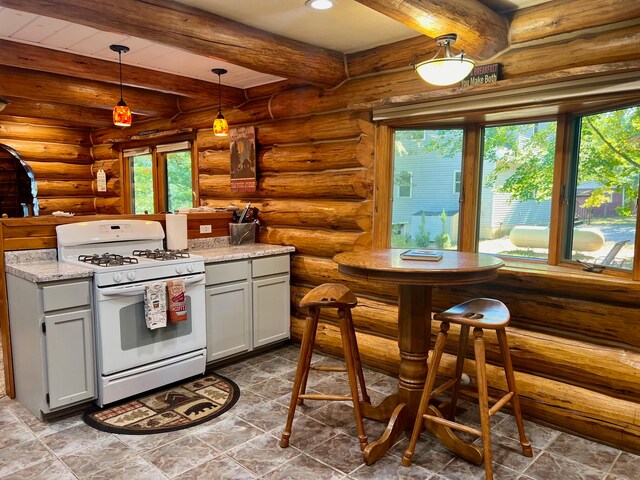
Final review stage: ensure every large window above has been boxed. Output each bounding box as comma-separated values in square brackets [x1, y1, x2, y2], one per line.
[567, 105, 638, 270]
[391, 129, 463, 249]
[124, 140, 196, 214]
[382, 97, 639, 279]
[478, 121, 557, 260]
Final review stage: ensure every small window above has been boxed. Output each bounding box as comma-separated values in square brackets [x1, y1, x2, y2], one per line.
[391, 129, 463, 249]
[453, 171, 461, 194]
[566, 104, 638, 270]
[478, 121, 557, 260]
[124, 139, 196, 214]
[397, 171, 413, 198]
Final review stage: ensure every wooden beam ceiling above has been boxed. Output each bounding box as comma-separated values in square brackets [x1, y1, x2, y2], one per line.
[0, 40, 245, 104]
[0, 66, 179, 117]
[0, 0, 347, 88]
[354, 0, 509, 60]
[1, 97, 116, 128]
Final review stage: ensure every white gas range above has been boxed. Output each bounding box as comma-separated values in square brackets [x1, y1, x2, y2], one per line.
[56, 219, 207, 406]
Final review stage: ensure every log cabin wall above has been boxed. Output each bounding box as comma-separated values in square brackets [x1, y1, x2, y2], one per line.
[1, 0, 639, 453]
[0, 119, 98, 215]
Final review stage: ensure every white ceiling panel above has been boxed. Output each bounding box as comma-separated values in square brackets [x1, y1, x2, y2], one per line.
[44, 23, 97, 49]
[10, 15, 68, 43]
[0, 8, 38, 37]
[71, 31, 130, 55]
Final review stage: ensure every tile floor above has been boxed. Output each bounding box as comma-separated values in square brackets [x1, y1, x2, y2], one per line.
[0, 344, 638, 479]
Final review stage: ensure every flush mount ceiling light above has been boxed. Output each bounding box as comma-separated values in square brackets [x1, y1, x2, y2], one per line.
[305, 0, 333, 10]
[415, 34, 475, 87]
[110, 44, 132, 127]
[211, 68, 229, 137]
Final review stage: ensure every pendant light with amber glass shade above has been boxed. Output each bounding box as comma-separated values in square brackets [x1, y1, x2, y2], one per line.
[211, 68, 229, 137]
[110, 44, 132, 127]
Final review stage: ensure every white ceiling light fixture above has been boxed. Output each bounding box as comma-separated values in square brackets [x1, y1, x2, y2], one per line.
[305, 0, 334, 10]
[415, 33, 475, 87]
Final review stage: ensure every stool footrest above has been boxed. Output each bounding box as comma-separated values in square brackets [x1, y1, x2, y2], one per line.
[311, 366, 347, 372]
[430, 379, 457, 400]
[489, 391, 514, 416]
[425, 414, 482, 437]
[299, 393, 354, 402]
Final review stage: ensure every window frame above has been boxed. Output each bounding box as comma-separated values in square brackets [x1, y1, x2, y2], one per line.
[374, 98, 640, 280]
[121, 134, 198, 214]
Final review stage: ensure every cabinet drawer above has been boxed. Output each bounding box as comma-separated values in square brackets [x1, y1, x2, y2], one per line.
[205, 260, 249, 285]
[252, 255, 290, 278]
[42, 281, 91, 312]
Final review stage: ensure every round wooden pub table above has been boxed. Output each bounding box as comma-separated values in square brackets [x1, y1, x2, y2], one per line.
[333, 249, 504, 465]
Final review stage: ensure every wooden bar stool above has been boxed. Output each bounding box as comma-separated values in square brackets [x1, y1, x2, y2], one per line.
[402, 298, 532, 480]
[280, 283, 370, 451]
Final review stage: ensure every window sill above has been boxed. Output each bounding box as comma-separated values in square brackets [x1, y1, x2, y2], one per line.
[496, 259, 640, 305]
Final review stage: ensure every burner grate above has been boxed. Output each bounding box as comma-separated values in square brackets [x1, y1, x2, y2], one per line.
[78, 253, 139, 267]
[132, 249, 191, 261]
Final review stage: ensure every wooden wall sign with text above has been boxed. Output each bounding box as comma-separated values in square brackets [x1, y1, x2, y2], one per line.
[460, 63, 502, 87]
[230, 126, 257, 193]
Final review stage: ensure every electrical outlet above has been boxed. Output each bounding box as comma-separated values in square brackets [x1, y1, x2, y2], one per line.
[200, 225, 212, 234]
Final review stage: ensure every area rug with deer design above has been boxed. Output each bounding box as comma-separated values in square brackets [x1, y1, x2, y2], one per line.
[83, 373, 240, 434]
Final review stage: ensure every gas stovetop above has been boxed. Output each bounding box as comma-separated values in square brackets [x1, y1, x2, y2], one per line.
[56, 219, 205, 287]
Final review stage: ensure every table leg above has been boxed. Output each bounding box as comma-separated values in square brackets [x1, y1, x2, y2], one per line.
[362, 285, 431, 464]
[362, 284, 485, 466]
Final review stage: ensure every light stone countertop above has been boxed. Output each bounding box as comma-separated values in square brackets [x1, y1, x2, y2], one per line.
[190, 243, 295, 263]
[5, 243, 294, 283]
[5, 248, 93, 283]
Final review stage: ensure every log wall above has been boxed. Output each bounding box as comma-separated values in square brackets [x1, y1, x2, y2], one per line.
[0, 119, 98, 215]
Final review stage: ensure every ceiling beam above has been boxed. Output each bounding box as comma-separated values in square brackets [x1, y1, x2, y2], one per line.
[354, 0, 509, 60]
[1, 97, 116, 128]
[0, 66, 178, 117]
[0, 40, 245, 103]
[0, 0, 347, 88]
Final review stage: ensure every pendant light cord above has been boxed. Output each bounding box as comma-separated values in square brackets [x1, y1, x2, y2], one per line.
[217, 73, 222, 115]
[118, 51, 124, 102]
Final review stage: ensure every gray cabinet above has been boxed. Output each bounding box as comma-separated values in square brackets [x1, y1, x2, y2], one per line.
[252, 257, 290, 348]
[205, 254, 290, 362]
[6, 274, 96, 419]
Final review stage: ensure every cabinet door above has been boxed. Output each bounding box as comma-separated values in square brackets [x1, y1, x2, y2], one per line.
[205, 281, 251, 362]
[252, 275, 290, 348]
[44, 309, 96, 409]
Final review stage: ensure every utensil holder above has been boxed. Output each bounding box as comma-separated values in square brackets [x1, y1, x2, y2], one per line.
[229, 223, 256, 245]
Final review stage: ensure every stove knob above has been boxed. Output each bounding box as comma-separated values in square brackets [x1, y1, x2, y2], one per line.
[176, 265, 184, 274]
[127, 271, 136, 281]
[113, 272, 123, 283]
[187, 263, 194, 273]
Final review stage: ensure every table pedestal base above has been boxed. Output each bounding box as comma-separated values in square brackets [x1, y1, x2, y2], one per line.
[360, 396, 485, 466]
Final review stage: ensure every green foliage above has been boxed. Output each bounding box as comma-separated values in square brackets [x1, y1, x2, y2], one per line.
[131, 155, 154, 214]
[434, 209, 451, 248]
[415, 212, 431, 247]
[166, 151, 193, 212]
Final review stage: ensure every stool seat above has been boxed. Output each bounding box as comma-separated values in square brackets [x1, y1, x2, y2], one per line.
[280, 283, 369, 452]
[434, 298, 510, 329]
[300, 283, 357, 309]
[402, 298, 532, 480]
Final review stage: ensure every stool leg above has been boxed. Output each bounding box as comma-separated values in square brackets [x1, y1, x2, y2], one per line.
[496, 328, 533, 457]
[474, 327, 493, 480]
[339, 308, 368, 451]
[280, 307, 319, 448]
[345, 309, 370, 404]
[448, 324, 470, 421]
[402, 321, 450, 467]
[297, 312, 319, 406]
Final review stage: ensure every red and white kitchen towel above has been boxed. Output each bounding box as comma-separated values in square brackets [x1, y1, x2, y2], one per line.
[144, 279, 188, 329]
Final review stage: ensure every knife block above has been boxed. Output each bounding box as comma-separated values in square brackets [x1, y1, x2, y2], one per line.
[229, 223, 256, 245]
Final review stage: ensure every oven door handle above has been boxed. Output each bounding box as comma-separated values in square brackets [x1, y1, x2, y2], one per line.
[99, 273, 205, 297]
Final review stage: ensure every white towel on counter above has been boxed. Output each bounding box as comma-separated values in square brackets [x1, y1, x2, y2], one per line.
[144, 282, 167, 330]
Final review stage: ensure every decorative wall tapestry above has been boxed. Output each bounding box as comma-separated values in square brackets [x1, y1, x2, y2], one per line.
[230, 126, 257, 192]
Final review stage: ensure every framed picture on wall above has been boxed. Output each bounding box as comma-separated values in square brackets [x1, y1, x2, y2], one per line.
[230, 126, 257, 192]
